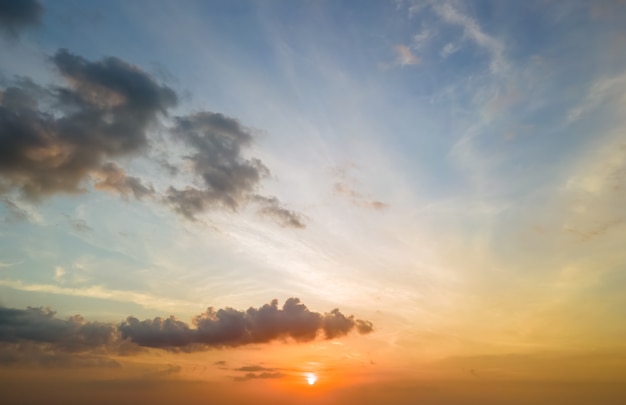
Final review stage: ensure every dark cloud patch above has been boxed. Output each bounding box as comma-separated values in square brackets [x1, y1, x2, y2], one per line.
[355, 319, 374, 334]
[234, 371, 283, 382]
[164, 187, 214, 221]
[0, 302, 373, 353]
[0, 306, 118, 352]
[0, 49, 176, 200]
[164, 112, 305, 227]
[119, 298, 373, 349]
[0, 301, 372, 367]
[234, 365, 276, 372]
[166, 112, 269, 216]
[231, 364, 284, 382]
[0, 0, 43, 38]
[93, 162, 154, 200]
[252, 195, 305, 229]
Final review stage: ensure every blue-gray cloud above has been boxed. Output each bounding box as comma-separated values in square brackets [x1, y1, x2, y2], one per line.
[0, 0, 43, 38]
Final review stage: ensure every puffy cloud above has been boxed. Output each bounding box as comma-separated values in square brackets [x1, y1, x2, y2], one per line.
[0, 300, 372, 362]
[167, 111, 268, 213]
[167, 113, 256, 208]
[0, 307, 123, 367]
[0, 0, 43, 38]
[0, 49, 304, 227]
[120, 298, 372, 348]
[0, 306, 119, 352]
[164, 112, 304, 226]
[0, 49, 175, 200]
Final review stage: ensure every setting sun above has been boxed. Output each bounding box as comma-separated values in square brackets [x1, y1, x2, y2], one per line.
[306, 373, 317, 385]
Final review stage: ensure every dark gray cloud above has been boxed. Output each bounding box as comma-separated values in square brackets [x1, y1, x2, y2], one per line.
[0, 300, 372, 362]
[165, 112, 269, 216]
[0, 49, 304, 228]
[120, 298, 373, 349]
[252, 195, 305, 229]
[0, 307, 120, 353]
[0, 310, 127, 365]
[0, 49, 175, 200]
[0, 0, 43, 38]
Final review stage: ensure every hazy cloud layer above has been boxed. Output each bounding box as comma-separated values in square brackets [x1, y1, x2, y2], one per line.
[0, 0, 43, 38]
[0, 49, 303, 227]
[0, 299, 373, 359]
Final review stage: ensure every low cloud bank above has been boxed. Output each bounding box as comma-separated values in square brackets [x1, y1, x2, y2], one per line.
[0, 298, 373, 357]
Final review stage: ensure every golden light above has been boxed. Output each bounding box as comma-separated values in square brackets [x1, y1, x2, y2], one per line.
[305, 373, 317, 385]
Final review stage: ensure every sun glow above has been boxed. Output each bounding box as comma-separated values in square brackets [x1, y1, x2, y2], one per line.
[306, 373, 317, 385]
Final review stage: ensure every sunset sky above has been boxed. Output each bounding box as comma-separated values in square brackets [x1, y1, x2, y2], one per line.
[1, 0, 626, 404]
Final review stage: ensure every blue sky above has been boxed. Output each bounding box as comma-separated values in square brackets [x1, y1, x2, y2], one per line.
[1, 1, 626, 403]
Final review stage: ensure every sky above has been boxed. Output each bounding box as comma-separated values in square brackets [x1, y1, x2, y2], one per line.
[1, 0, 626, 403]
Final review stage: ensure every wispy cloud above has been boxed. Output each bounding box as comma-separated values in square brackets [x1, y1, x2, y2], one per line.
[0, 279, 199, 313]
[440, 42, 459, 58]
[430, 1, 507, 73]
[0, 260, 22, 268]
[412, 27, 433, 49]
[393, 45, 421, 66]
[566, 72, 626, 124]
[330, 164, 389, 210]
